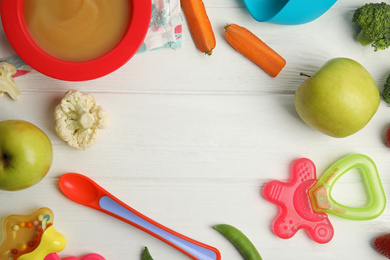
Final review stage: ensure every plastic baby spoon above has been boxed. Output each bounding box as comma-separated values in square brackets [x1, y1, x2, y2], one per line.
[58, 173, 221, 260]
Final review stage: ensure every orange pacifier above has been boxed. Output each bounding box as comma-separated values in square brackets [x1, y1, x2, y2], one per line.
[263, 154, 386, 243]
[0, 208, 105, 260]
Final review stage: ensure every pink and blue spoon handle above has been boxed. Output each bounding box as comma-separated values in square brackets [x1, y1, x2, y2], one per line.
[58, 173, 220, 260]
[99, 196, 219, 260]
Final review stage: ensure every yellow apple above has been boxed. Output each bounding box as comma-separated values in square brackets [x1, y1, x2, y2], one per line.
[294, 58, 380, 138]
[0, 120, 53, 190]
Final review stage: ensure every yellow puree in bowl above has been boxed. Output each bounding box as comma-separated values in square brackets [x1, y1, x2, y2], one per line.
[23, 0, 131, 62]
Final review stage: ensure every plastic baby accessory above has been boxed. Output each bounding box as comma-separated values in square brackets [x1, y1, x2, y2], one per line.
[0, 207, 66, 260]
[58, 173, 221, 260]
[0, 208, 106, 260]
[242, 0, 337, 25]
[263, 158, 334, 244]
[263, 154, 386, 243]
[19, 226, 66, 260]
[45, 253, 106, 260]
[309, 154, 386, 220]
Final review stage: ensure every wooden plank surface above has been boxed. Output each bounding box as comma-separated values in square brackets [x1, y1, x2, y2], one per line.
[1, 0, 390, 259]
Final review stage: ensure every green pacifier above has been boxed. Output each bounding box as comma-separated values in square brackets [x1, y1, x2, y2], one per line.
[309, 154, 386, 220]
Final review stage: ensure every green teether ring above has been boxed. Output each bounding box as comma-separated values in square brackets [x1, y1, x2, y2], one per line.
[309, 154, 386, 220]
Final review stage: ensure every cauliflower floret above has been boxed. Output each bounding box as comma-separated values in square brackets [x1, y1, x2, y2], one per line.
[54, 90, 109, 150]
[0, 62, 21, 100]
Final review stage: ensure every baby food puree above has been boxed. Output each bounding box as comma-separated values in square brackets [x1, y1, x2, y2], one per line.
[23, 0, 131, 62]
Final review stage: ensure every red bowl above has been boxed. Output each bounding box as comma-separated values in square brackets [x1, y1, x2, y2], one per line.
[0, 0, 151, 81]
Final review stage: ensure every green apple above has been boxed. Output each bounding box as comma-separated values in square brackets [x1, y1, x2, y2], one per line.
[294, 57, 380, 138]
[0, 120, 53, 191]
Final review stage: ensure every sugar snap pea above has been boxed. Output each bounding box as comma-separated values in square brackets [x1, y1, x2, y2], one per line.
[213, 224, 262, 260]
[142, 247, 154, 260]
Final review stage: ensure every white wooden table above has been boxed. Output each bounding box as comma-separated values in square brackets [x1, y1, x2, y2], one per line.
[1, 0, 390, 259]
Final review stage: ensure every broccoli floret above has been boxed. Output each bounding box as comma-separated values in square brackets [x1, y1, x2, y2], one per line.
[382, 74, 390, 105]
[352, 2, 390, 51]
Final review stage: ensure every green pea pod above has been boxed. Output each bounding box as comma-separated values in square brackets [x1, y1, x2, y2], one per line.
[142, 247, 154, 260]
[213, 224, 262, 260]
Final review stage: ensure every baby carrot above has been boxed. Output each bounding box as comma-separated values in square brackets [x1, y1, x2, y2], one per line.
[213, 224, 262, 260]
[224, 23, 286, 77]
[180, 0, 216, 55]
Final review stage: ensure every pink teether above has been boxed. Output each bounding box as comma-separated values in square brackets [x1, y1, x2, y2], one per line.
[63, 255, 105, 260]
[45, 253, 105, 260]
[263, 158, 334, 243]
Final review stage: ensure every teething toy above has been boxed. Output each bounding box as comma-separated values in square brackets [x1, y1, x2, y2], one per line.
[309, 154, 386, 220]
[0, 207, 64, 260]
[46, 253, 106, 260]
[263, 158, 334, 243]
[19, 225, 66, 260]
[263, 154, 386, 243]
[242, 0, 337, 25]
[0, 208, 105, 260]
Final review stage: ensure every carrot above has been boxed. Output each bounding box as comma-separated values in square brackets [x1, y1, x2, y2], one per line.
[224, 24, 286, 77]
[180, 0, 216, 55]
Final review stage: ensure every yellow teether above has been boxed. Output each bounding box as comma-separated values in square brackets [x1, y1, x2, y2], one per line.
[0, 208, 66, 260]
[18, 225, 66, 260]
